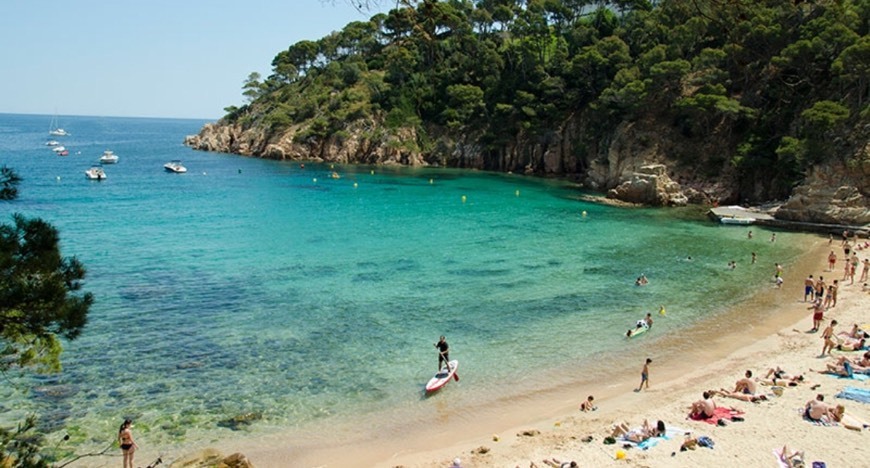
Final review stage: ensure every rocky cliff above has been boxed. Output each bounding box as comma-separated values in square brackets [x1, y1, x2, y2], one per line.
[185, 115, 870, 227]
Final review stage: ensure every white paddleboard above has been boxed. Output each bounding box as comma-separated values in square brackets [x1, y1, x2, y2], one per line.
[425, 360, 459, 393]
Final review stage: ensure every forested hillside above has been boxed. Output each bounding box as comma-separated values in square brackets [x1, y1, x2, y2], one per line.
[187, 0, 869, 219]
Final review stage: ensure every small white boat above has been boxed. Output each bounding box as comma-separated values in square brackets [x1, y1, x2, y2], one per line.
[720, 216, 756, 225]
[164, 160, 187, 173]
[85, 166, 107, 180]
[99, 150, 119, 164]
[52, 146, 67, 153]
[45, 140, 60, 146]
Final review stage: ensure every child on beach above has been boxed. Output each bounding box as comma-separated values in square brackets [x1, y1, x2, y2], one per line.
[579, 395, 596, 412]
[637, 358, 652, 391]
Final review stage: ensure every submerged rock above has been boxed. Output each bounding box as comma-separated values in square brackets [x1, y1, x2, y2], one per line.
[216, 412, 263, 431]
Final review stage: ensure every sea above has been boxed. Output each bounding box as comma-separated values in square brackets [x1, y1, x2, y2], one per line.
[0, 113, 809, 462]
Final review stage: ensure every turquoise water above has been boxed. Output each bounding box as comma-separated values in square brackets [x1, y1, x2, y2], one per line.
[0, 114, 806, 456]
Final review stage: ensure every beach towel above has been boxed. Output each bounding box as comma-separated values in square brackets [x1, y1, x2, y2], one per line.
[836, 386, 870, 404]
[798, 407, 838, 427]
[619, 426, 688, 450]
[773, 449, 805, 468]
[688, 406, 744, 425]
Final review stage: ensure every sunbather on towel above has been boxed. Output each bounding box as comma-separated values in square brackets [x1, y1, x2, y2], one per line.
[777, 445, 806, 468]
[804, 394, 837, 423]
[611, 419, 666, 443]
[812, 357, 869, 377]
[689, 391, 717, 419]
[760, 367, 808, 387]
[714, 388, 768, 403]
[831, 404, 869, 431]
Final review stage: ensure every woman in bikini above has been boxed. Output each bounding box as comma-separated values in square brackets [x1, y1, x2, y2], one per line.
[118, 419, 137, 468]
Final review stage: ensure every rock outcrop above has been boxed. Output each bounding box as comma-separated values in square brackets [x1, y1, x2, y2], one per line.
[169, 449, 254, 468]
[606, 164, 688, 206]
[776, 162, 870, 226]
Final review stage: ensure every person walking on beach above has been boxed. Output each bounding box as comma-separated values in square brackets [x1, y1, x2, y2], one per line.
[118, 419, 137, 468]
[825, 280, 838, 309]
[809, 299, 824, 332]
[637, 358, 652, 391]
[861, 258, 870, 283]
[821, 320, 838, 356]
[435, 336, 450, 371]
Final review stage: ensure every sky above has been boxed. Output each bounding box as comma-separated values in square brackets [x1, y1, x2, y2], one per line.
[0, 1, 386, 119]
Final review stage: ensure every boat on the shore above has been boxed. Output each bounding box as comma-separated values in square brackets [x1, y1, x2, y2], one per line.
[85, 166, 107, 180]
[99, 150, 119, 164]
[719, 216, 756, 225]
[164, 160, 187, 173]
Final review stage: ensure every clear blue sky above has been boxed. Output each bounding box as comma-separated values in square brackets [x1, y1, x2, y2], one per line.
[0, 1, 382, 119]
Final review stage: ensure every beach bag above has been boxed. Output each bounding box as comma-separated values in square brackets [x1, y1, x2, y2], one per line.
[697, 436, 715, 448]
[811, 462, 825, 468]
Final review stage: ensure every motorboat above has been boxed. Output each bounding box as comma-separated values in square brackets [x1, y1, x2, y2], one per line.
[85, 166, 107, 180]
[164, 160, 187, 173]
[99, 150, 119, 164]
[45, 140, 60, 146]
[52, 146, 67, 153]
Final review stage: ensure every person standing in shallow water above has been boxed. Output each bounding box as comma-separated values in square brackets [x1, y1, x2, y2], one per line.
[118, 419, 137, 468]
[435, 336, 450, 371]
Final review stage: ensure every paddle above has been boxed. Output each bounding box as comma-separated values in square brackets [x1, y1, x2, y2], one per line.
[438, 349, 459, 381]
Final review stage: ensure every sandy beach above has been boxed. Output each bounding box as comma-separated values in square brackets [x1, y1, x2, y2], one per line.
[363, 235, 868, 468]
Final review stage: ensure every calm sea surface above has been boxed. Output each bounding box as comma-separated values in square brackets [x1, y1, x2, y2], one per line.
[0, 114, 806, 457]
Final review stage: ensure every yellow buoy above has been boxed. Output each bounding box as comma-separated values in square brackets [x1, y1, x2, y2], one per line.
[461, 195, 467, 203]
[313, 178, 317, 183]
[429, 178, 433, 184]
[615, 449, 626, 460]
[582, 210, 587, 217]
[370, 170, 375, 175]
[330, 164, 334, 169]
[515, 190, 520, 196]
[353, 182, 358, 188]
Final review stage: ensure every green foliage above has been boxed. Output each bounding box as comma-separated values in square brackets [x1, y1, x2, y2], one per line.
[222, 0, 869, 201]
[1, 166, 22, 201]
[1, 168, 93, 467]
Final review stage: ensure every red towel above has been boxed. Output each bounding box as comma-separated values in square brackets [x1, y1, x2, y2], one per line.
[688, 406, 745, 425]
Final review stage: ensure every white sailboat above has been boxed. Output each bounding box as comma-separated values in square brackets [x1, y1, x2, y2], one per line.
[48, 113, 70, 137]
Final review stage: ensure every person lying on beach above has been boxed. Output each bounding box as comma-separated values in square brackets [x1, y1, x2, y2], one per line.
[812, 356, 870, 377]
[777, 445, 806, 468]
[831, 404, 870, 431]
[713, 388, 768, 403]
[542, 459, 577, 468]
[758, 372, 807, 387]
[611, 419, 666, 443]
[579, 395, 597, 412]
[689, 391, 717, 419]
[732, 370, 757, 394]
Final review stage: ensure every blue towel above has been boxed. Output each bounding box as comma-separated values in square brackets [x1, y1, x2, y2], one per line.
[836, 386, 870, 404]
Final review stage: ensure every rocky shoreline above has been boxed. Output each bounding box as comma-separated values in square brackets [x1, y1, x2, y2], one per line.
[184, 119, 870, 229]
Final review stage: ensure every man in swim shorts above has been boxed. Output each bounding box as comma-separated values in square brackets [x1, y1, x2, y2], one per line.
[733, 370, 757, 395]
[637, 358, 652, 391]
[804, 275, 814, 302]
